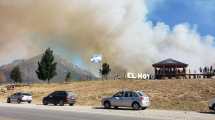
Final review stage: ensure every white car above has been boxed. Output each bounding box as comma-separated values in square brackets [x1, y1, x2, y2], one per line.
[102, 90, 150, 110]
[7, 92, 32, 104]
[208, 97, 215, 111]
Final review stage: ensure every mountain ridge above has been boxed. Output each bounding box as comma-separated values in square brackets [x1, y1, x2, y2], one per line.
[0, 54, 96, 83]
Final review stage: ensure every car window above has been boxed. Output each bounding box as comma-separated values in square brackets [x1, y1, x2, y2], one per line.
[131, 92, 138, 97]
[53, 92, 60, 96]
[124, 92, 128, 97]
[49, 92, 57, 96]
[137, 91, 145, 96]
[124, 92, 131, 97]
[52, 91, 67, 96]
[113, 92, 124, 97]
[58, 91, 67, 96]
[22, 93, 31, 96]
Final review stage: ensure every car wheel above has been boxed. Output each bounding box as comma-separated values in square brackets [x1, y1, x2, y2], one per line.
[132, 102, 141, 110]
[59, 100, 64, 106]
[69, 103, 74, 106]
[17, 99, 21, 104]
[43, 100, 48, 105]
[104, 101, 111, 109]
[7, 98, 11, 103]
[28, 101, 32, 104]
[212, 104, 215, 111]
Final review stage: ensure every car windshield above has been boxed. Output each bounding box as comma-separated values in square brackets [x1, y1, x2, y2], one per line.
[113, 92, 124, 97]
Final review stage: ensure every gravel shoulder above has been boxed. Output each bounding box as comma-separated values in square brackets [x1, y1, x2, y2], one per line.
[0, 103, 214, 120]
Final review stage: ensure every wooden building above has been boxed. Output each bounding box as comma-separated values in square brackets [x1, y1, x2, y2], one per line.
[152, 58, 188, 79]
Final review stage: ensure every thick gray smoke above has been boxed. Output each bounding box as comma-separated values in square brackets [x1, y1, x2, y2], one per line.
[0, 0, 215, 74]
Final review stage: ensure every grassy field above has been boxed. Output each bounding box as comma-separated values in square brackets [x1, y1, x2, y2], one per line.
[0, 79, 215, 112]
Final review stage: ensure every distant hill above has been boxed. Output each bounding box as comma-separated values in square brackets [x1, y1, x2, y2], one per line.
[0, 55, 97, 83]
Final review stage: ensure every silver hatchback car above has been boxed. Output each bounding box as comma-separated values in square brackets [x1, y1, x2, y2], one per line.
[7, 92, 32, 104]
[102, 90, 150, 110]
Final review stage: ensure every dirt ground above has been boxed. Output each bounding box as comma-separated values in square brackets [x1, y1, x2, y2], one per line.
[0, 79, 215, 112]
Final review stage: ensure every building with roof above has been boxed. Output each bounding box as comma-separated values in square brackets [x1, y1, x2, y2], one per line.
[152, 58, 188, 79]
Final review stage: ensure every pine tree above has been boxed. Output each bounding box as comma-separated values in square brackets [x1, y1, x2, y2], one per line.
[10, 66, 22, 83]
[204, 67, 207, 73]
[36, 48, 57, 84]
[99, 63, 111, 80]
[199, 67, 202, 73]
[65, 72, 71, 82]
[210, 66, 213, 73]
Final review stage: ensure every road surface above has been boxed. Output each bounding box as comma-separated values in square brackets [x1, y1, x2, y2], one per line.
[0, 106, 156, 120]
[0, 103, 214, 120]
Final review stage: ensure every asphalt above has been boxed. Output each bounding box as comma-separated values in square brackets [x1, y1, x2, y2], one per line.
[0, 103, 215, 120]
[0, 106, 157, 120]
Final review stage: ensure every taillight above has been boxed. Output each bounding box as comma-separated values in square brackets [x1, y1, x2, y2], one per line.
[65, 97, 68, 102]
[140, 96, 145, 100]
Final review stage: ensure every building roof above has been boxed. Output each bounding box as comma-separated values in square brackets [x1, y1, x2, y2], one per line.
[152, 58, 188, 68]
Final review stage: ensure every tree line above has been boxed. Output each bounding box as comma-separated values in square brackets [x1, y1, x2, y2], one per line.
[199, 66, 214, 74]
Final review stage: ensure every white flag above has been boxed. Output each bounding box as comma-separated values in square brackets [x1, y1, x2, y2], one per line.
[91, 54, 102, 64]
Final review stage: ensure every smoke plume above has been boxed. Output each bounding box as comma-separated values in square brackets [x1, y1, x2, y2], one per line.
[0, 0, 215, 74]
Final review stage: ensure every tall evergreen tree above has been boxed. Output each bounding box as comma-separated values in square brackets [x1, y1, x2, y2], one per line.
[204, 67, 207, 73]
[199, 67, 202, 73]
[10, 66, 22, 83]
[65, 72, 71, 82]
[99, 63, 111, 80]
[210, 66, 213, 73]
[36, 48, 57, 83]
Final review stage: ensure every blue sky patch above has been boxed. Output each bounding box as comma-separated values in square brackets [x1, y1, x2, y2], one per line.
[147, 0, 215, 36]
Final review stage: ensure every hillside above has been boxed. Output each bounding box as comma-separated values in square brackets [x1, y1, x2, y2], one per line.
[0, 79, 215, 112]
[0, 55, 96, 83]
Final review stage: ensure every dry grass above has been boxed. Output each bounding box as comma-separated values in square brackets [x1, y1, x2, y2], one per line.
[1, 79, 215, 112]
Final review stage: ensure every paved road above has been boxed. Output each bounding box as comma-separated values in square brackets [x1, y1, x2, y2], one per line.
[0, 106, 157, 120]
[0, 103, 214, 120]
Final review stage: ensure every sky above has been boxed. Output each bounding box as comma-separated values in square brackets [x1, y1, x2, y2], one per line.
[1, 0, 215, 74]
[147, 0, 215, 36]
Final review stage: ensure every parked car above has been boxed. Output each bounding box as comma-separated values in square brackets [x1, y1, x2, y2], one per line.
[7, 92, 32, 104]
[101, 90, 150, 110]
[208, 97, 215, 111]
[42, 91, 76, 106]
